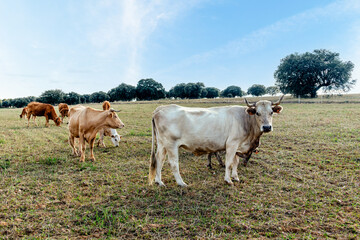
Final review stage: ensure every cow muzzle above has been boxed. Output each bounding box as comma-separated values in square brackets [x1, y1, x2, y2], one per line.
[262, 125, 272, 133]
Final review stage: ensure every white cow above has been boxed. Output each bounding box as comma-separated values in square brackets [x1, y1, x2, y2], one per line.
[97, 128, 122, 147]
[149, 96, 284, 186]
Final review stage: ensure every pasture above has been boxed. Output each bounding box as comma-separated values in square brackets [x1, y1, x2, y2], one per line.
[0, 98, 360, 239]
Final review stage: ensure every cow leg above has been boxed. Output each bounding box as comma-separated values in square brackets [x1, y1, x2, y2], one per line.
[27, 115, 31, 127]
[154, 145, 167, 186]
[45, 115, 49, 127]
[243, 152, 253, 167]
[231, 155, 240, 182]
[224, 145, 238, 185]
[97, 133, 106, 147]
[167, 146, 187, 187]
[33, 116, 37, 126]
[69, 135, 78, 156]
[89, 138, 96, 161]
[207, 153, 213, 169]
[79, 136, 86, 162]
[215, 152, 225, 167]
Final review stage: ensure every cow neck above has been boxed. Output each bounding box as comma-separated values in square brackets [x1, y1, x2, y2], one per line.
[89, 110, 111, 131]
[247, 114, 263, 139]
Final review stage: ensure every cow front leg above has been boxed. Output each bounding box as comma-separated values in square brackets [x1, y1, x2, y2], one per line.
[89, 138, 96, 161]
[79, 136, 86, 162]
[224, 146, 237, 185]
[243, 152, 253, 166]
[45, 116, 49, 127]
[231, 155, 240, 182]
[167, 146, 187, 187]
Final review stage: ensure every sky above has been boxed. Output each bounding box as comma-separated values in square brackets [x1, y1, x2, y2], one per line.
[1, 0, 360, 99]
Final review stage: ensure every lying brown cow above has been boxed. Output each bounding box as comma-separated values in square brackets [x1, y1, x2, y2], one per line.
[102, 101, 110, 110]
[68, 105, 125, 162]
[58, 103, 69, 121]
[26, 102, 61, 127]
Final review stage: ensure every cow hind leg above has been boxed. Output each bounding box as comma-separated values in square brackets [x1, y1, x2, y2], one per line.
[207, 153, 213, 169]
[215, 152, 225, 167]
[154, 145, 167, 186]
[69, 135, 78, 156]
[167, 146, 187, 187]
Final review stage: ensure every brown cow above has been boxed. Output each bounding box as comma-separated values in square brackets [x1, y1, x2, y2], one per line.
[102, 101, 110, 110]
[26, 102, 61, 127]
[19, 107, 29, 119]
[58, 103, 69, 122]
[68, 105, 125, 162]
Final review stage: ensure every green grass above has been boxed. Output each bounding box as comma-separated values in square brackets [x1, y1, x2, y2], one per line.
[0, 97, 360, 238]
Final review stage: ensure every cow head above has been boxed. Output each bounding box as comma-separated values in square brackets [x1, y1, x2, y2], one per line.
[106, 109, 125, 129]
[110, 130, 121, 147]
[54, 117, 62, 126]
[245, 95, 284, 133]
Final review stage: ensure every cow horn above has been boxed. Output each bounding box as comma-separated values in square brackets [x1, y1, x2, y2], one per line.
[272, 95, 285, 106]
[244, 98, 255, 107]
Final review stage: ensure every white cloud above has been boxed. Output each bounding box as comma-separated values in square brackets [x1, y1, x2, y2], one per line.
[89, 0, 207, 84]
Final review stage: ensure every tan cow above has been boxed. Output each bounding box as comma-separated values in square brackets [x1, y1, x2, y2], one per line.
[26, 102, 61, 127]
[102, 101, 110, 110]
[149, 96, 284, 186]
[58, 103, 69, 122]
[68, 105, 125, 162]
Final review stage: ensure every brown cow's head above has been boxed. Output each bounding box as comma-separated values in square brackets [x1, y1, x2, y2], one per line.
[106, 109, 125, 129]
[54, 117, 62, 126]
[245, 95, 284, 133]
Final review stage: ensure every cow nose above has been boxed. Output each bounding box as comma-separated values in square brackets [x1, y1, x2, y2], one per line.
[263, 125, 272, 132]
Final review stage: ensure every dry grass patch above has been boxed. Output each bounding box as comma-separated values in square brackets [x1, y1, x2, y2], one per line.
[0, 100, 360, 238]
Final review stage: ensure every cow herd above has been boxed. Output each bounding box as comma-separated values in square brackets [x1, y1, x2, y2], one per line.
[19, 96, 284, 186]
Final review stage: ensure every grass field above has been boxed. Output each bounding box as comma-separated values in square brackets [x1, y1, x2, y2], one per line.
[1, 97, 360, 239]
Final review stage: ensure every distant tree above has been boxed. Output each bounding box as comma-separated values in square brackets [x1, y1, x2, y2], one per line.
[247, 84, 266, 96]
[221, 85, 243, 98]
[170, 83, 186, 99]
[204, 87, 220, 98]
[89, 91, 109, 103]
[38, 89, 65, 105]
[274, 49, 355, 98]
[184, 82, 204, 99]
[80, 94, 91, 104]
[64, 92, 81, 105]
[136, 78, 166, 100]
[108, 83, 136, 101]
[2, 100, 10, 108]
[11, 98, 29, 108]
[200, 88, 208, 98]
[266, 86, 280, 96]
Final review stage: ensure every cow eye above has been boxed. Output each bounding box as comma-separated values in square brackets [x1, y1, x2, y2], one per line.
[256, 112, 260, 116]
[270, 112, 273, 115]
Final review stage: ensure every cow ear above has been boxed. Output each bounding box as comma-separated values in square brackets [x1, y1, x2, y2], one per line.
[272, 105, 283, 114]
[246, 107, 256, 115]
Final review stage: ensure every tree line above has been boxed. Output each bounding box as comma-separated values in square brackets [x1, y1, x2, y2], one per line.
[1, 49, 355, 108]
[0, 79, 279, 108]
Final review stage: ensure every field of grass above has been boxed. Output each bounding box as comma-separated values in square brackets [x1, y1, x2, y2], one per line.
[1, 98, 360, 239]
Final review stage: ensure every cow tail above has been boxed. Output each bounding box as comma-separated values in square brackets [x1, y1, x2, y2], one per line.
[149, 117, 157, 185]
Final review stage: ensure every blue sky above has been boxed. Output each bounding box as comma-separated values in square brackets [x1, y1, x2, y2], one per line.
[1, 0, 360, 98]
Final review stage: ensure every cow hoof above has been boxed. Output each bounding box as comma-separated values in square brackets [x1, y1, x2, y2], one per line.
[177, 182, 188, 187]
[90, 158, 95, 162]
[232, 177, 240, 182]
[224, 179, 234, 186]
[155, 181, 166, 187]
[220, 164, 225, 168]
